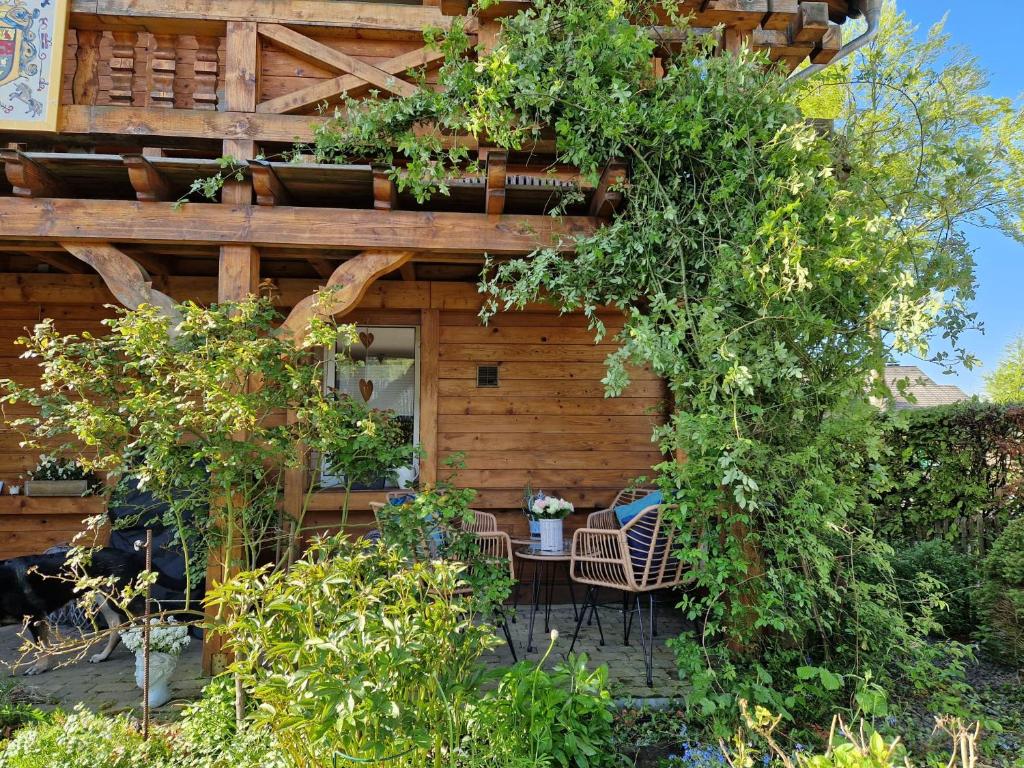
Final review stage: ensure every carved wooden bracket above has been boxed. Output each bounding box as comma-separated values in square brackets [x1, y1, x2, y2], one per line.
[277, 249, 414, 345]
[61, 242, 182, 331]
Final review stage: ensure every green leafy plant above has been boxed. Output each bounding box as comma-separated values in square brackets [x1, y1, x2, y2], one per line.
[315, 391, 419, 524]
[985, 335, 1024, 405]
[171, 677, 285, 768]
[888, 540, 980, 639]
[0, 706, 172, 768]
[466, 637, 616, 768]
[976, 518, 1024, 666]
[206, 536, 499, 768]
[375, 456, 514, 613]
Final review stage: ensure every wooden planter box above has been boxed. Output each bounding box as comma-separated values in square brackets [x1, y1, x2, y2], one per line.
[25, 479, 89, 497]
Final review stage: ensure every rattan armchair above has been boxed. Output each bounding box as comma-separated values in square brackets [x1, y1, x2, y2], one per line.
[585, 487, 659, 530]
[569, 502, 686, 686]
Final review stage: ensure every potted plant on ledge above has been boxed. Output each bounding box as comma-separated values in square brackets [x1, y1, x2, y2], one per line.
[25, 455, 97, 497]
[531, 495, 574, 552]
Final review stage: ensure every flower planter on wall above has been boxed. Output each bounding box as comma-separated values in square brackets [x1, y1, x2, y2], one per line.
[25, 479, 89, 497]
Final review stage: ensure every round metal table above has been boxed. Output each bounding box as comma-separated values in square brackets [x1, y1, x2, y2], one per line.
[515, 540, 579, 653]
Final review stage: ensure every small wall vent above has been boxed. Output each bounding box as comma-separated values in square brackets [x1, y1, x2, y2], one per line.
[476, 365, 499, 387]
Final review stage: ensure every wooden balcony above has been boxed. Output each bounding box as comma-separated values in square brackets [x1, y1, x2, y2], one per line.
[0, 0, 853, 151]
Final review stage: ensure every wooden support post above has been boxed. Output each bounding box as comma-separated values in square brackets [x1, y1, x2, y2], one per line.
[193, 36, 221, 110]
[72, 30, 101, 105]
[0, 149, 67, 198]
[419, 307, 439, 487]
[109, 31, 138, 106]
[483, 149, 507, 216]
[205, 19, 261, 677]
[124, 154, 173, 202]
[148, 34, 178, 108]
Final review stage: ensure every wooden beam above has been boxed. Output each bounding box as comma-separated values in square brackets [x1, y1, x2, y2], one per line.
[125, 250, 169, 276]
[0, 198, 598, 254]
[306, 256, 335, 279]
[792, 1, 829, 44]
[258, 24, 418, 99]
[277, 250, 413, 344]
[70, 0, 455, 34]
[57, 105, 319, 143]
[399, 262, 416, 281]
[811, 22, 842, 64]
[589, 159, 628, 218]
[34, 252, 92, 274]
[250, 160, 291, 205]
[762, 0, 799, 30]
[61, 242, 182, 323]
[124, 154, 173, 201]
[372, 165, 397, 211]
[484, 150, 507, 216]
[0, 150, 68, 198]
[257, 44, 445, 115]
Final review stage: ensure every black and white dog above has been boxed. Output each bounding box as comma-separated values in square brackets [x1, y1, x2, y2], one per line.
[0, 547, 183, 675]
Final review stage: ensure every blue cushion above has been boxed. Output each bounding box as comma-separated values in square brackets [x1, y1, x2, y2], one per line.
[614, 491, 662, 527]
[614, 492, 664, 575]
[389, 493, 416, 506]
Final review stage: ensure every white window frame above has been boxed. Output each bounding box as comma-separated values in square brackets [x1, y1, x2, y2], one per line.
[319, 325, 420, 489]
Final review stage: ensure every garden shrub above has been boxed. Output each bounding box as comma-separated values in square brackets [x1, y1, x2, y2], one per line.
[977, 518, 1024, 666]
[0, 706, 171, 768]
[171, 677, 285, 768]
[466, 649, 616, 768]
[874, 403, 1024, 550]
[889, 539, 980, 639]
[208, 536, 500, 767]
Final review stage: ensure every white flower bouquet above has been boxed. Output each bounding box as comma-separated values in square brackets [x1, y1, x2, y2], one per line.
[120, 617, 191, 656]
[530, 496, 574, 520]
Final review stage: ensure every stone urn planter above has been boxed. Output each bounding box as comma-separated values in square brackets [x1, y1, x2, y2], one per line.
[134, 651, 178, 709]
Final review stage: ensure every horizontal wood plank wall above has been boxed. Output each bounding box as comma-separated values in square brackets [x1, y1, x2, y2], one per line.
[436, 306, 666, 534]
[0, 301, 115, 558]
[0, 277, 667, 540]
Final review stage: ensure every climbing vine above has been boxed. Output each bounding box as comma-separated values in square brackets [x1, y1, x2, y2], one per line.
[202, 0, 1022, 734]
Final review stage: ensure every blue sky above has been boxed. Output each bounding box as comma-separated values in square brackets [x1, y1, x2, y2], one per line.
[890, 1, 1024, 395]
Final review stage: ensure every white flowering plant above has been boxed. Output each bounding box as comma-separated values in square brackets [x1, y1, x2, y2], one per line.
[530, 496, 574, 520]
[120, 617, 191, 656]
[29, 454, 92, 482]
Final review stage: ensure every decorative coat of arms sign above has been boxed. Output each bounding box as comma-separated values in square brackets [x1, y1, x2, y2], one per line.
[0, 0, 70, 132]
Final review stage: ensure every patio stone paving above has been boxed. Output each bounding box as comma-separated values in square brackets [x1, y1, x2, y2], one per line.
[0, 599, 687, 719]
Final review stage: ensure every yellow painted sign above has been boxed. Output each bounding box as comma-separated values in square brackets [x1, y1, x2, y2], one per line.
[0, 0, 71, 132]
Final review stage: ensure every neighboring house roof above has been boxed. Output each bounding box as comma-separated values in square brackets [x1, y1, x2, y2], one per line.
[879, 365, 970, 410]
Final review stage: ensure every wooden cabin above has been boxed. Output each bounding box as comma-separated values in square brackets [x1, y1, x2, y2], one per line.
[0, 0, 859, 558]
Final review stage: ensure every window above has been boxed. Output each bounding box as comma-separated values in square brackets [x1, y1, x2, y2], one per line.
[321, 326, 419, 490]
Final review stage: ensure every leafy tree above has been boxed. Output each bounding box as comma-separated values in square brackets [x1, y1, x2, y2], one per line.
[0, 298, 417, 595]
[985, 335, 1024, 404]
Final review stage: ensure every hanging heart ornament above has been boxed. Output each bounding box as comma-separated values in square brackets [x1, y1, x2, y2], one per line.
[358, 331, 375, 349]
[358, 379, 374, 402]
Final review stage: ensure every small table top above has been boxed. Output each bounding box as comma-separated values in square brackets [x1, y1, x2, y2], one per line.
[516, 540, 572, 561]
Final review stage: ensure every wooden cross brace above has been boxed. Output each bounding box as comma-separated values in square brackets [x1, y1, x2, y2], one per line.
[256, 24, 445, 115]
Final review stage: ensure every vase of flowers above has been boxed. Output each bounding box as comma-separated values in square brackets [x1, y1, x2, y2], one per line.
[120, 617, 191, 708]
[531, 496, 574, 552]
[523, 485, 546, 538]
